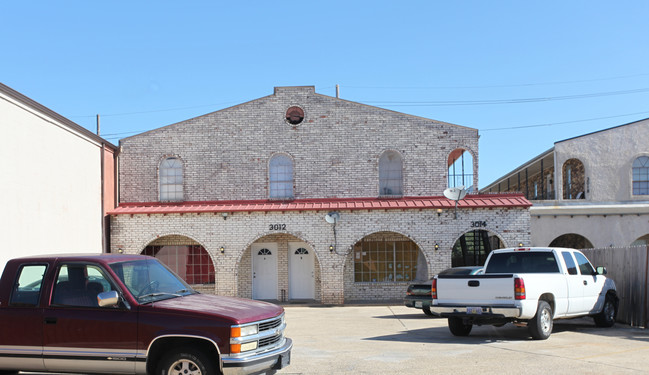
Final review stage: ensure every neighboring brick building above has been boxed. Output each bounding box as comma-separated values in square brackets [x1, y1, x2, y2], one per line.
[110, 86, 531, 304]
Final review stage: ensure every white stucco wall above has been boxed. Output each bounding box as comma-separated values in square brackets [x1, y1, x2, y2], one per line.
[554, 119, 649, 202]
[0, 92, 103, 272]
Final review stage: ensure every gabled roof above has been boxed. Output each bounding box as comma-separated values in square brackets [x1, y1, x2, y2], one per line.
[120, 86, 477, 141]
[556, 117, 649, 144]
[0, 82, 117, 150]
[109, 194, 531, 215]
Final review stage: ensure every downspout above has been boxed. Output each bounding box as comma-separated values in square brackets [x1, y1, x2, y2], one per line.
[101, 142, 107, 253]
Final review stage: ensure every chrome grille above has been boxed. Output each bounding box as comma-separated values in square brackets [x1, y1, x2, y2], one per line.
[259, 334, 282, 348]
[259, 317, 282, 332]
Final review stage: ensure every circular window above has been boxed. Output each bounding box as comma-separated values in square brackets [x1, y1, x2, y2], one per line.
[285, 106, 304, 125]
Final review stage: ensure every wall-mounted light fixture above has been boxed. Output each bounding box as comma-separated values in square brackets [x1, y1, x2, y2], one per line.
[220, 246, 225, 254]
[222, 212, 228, 220]
[329, 245, 334, 252]
[436, 209, 443, 217]
[434, 243, 439, 251]
[118, 247, 124, 254]
[518, 243, 524, 247]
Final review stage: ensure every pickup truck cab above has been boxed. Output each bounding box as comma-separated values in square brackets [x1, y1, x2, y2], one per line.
[430, 247, 618, 340]
[0, 254, 292, 374]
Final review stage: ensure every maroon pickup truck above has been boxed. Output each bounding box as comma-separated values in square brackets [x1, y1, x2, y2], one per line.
[0, 254, 292, 375]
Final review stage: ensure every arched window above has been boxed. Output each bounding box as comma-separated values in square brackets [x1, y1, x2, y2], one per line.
[160, 157, 183, 201]
[269, 154, 294, 199]
[562, 159, 585, 200]
[448, 149, 474, 192]
[353, 232, 422, 282]
[632, 156, 649, 195]
[142, 243, 215, 284]
[379, 151, 403, 196]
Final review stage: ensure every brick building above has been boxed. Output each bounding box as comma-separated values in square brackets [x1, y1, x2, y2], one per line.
[109, 86, 531, 304]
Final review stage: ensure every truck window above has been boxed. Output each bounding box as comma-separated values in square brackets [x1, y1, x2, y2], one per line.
[51, 264, 116, 307]
[10, 264, 47, 307]
[574, 252, 596, 275]
[485, 252, 559, 273]
[561, 252, 579, 275]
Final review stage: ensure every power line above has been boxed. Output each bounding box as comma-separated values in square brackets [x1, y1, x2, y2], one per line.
[479, 111, 649, 132]
[344, 73, 649, 90]
[364, 87, 649, 107]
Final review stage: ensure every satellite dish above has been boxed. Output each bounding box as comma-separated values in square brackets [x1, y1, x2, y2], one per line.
[325, 212, 340, 224]
[443, 186, 468, 201]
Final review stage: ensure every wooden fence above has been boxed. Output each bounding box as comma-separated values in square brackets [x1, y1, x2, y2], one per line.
[582, 245, 648, 328]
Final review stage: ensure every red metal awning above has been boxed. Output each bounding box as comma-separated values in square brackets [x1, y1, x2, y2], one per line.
[108, 194, 531, 216]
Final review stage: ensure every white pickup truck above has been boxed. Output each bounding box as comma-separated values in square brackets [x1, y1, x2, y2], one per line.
[430, 247, 618, 340]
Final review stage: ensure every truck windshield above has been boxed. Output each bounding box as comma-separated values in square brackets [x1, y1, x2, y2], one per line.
[485, 252, 559, 274]
[110, 259, 196, 304]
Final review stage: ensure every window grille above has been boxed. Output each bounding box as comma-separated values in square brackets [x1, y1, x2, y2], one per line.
[269, 155, 294, 199]
[379, 151, 403, 196]
[160, 157, 183, 201]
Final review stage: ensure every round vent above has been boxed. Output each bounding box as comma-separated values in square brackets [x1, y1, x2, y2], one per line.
[285, 106, 304, 125]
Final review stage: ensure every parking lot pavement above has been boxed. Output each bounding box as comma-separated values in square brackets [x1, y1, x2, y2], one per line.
[277, 304, 649, 374]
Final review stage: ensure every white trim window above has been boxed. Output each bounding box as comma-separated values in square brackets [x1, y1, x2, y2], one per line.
[379, 151, 403, 196]
[633, 156, 649, 195]
[269, 154, 294, 199]
[159, 157, 183, 201]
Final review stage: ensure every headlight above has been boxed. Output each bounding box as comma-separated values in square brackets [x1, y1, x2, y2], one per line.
[231, 324, 258, 338]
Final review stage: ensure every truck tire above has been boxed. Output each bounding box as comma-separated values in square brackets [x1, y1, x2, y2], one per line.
[594, 294, 617, 327]
[448, 317, 472, 336]
[529, 300, 553, 340]
[156, 347, 217, 375]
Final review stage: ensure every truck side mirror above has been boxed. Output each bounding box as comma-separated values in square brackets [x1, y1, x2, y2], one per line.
[596, 266, 607, 275]
[97, 290, 120, 307]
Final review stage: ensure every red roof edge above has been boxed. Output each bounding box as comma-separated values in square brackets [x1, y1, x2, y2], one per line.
[109, 193, 531, 216]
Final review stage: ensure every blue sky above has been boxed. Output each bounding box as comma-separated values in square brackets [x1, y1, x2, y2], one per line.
[3, 1, 649, 188]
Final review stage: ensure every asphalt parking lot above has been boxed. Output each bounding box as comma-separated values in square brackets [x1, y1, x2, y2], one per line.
[277, 304, 649, 374]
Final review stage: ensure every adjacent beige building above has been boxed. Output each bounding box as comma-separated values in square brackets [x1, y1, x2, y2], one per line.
[481, 118, 649, 249]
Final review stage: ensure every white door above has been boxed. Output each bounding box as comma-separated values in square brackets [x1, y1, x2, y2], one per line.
[252, 243, 278, 300]
[289, 242, 315, 299]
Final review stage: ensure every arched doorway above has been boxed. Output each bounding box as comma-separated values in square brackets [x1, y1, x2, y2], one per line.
[452, 230, 503, 267]
[631, 234, 649, 247]
[141, 235, 215, 285]
[549, 233, 593, 249]
[239, 233, 320, 302]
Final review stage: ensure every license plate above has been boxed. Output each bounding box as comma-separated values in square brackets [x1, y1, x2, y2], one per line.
[415, 301, 423, 308]
[467, 306, 482, 315]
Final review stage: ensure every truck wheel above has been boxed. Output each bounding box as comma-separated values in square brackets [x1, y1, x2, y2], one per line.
[529, 300, 553, 340]
[423, 306, 434, 316]
[594, 294, 617, 327]
[156, 347, 216, 375]
[448, 317, 472, 336]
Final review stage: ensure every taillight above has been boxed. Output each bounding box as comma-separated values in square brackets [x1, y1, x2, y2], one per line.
[431, 278, 437, 300]
[514, 277, 526, 300]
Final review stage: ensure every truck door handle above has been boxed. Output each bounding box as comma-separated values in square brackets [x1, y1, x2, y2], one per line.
[583, 280, 588, 286]
[468, 280, 480, 287]
[44, 317, 57, 325]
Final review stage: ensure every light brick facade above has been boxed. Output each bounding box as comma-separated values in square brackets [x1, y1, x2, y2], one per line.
[111, 86, 531, 304]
